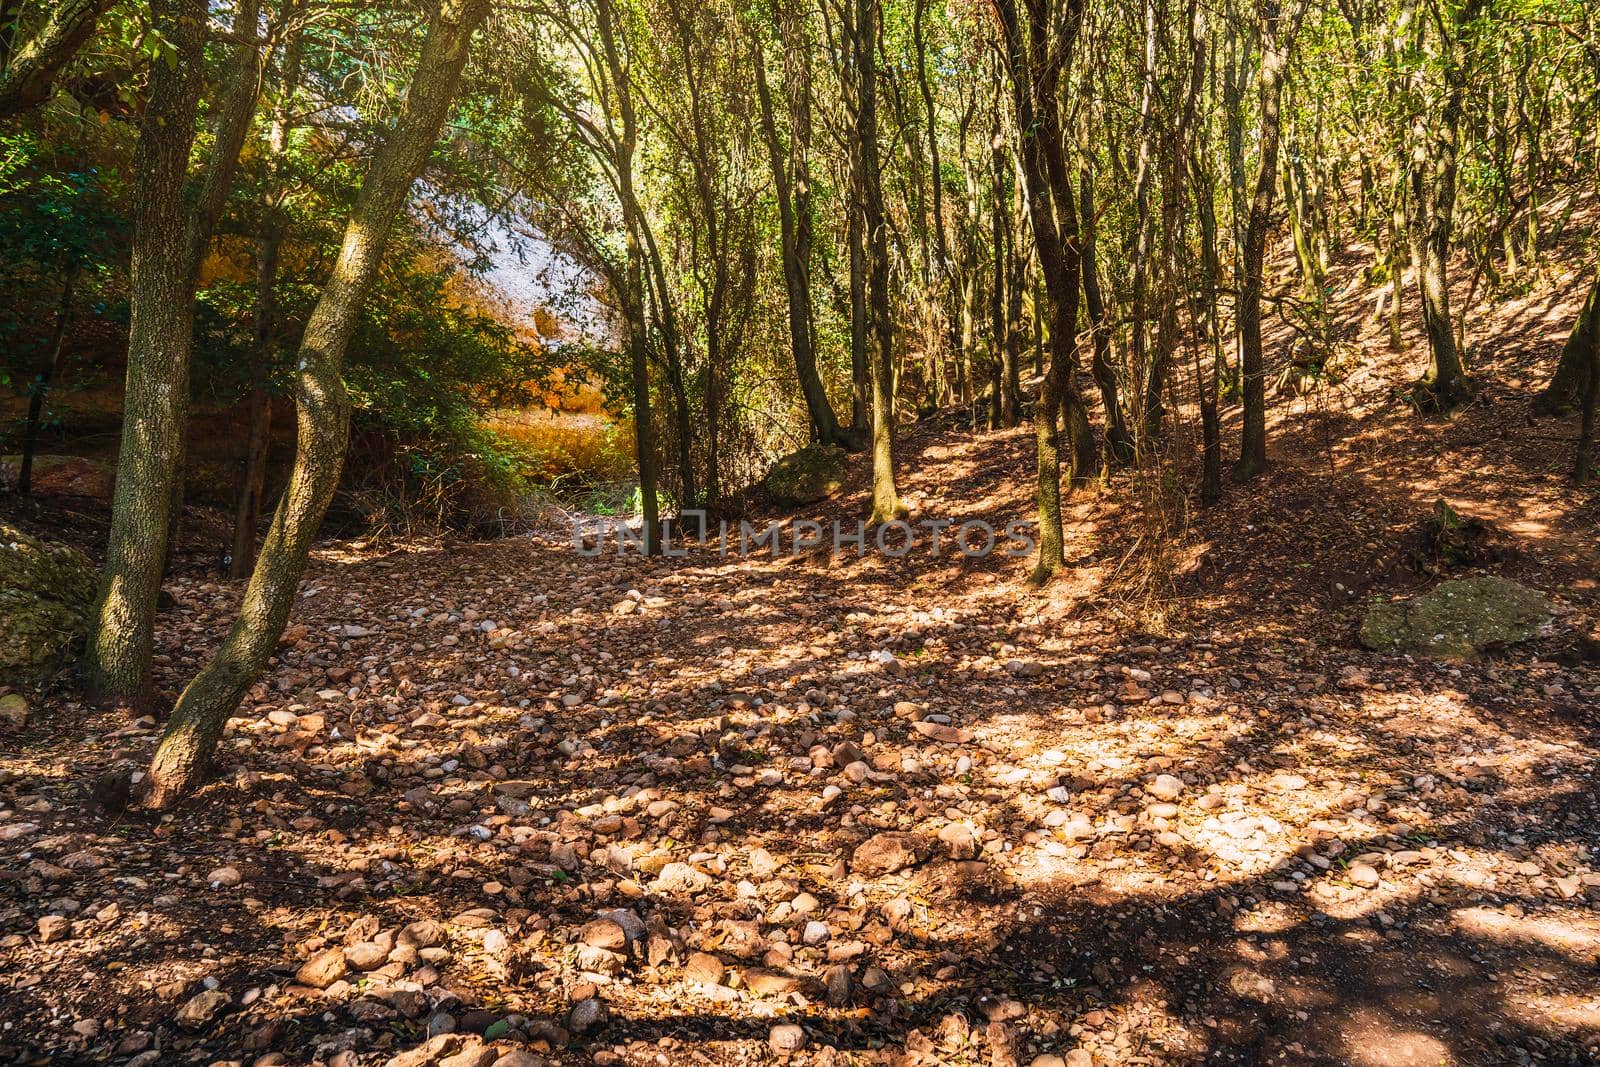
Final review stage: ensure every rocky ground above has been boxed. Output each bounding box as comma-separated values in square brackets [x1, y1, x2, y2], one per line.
[3, 396, 1600, 1067]
[3, 239, 1600, 1065]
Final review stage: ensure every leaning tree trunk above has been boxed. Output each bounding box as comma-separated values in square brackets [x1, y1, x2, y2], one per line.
[1235, 0, 1305, 479]
[145, 0, 490, 808]
[1564, 272, 1600, 481]
[0, 0, 109, 118]
[1534, 274, 1599, 416]
[753, 29, 843, 449]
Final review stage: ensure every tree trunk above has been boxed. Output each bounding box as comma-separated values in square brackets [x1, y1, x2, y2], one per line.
[1080, 168, 1131, 462]
[18, 267, 76, 496]
[231, 7, 301, 579]
[1235, 0, 1305, 480]
[857, 0, 902, 524]
[0, 0, 108, 118]
[78, 0, 209, 708]
[991, 127, 1018, 428]
[752, 29, 844, 449]
[848, 193, 870, 436]
[82, 0, 267, 706]
[995, 0, 1088, 583]
[1409, 0, 1483, 410]
[638, 215, 695, 507]
[1561, 272, 1599, 481]
[1190, 146, 1225, 504]
[144, 0, 490, 808]
[1534, 274, 1599, 416]
[913, 0, 960, 389]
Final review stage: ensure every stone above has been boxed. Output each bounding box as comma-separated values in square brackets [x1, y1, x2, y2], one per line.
[1147, 774, 1185, 801]
[345, 941, 389, 970]
[578, 918, 629, 951]
[175, 989, 230, 1029]
[296, 947, 350, 989]
[399, 919, 448, 948]
[745, 970, 801, 996]
[913, 720, 972, 744]
[768, 1023, 807, 1053]
[0, 692, 27, 729]
[765, 445, 848, 507]
[37, 914, 70, 943]
[0, 521, 96, 687]
[652, 861, 711, 896]
[684, 951, 725, 985]
[438, 1038, 497, 1067]
[850, 832, 924, 876]
[384, 1034, 474, 1067]
[566, 997, 608, 1035]
[1359, 575, 1553, 660]
[492, 1054, 548, 1067]
[207, 866, 243, 887]
[938, 822, 979, 859]
[1347, 863, 1380, 888]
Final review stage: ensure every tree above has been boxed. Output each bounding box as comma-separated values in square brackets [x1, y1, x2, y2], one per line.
[0, 0, 110, 118]
[78, 0, 219, 708]
[1405, 0, 1485, 410]
[854, 0, 903, 524]
[230, 4, 307, 579]
[1566, 271, 1599, 483]
[995, 0, 1094, 583]
[144, 0, 492, 807]
[751, 13, 849, 450]
[1235, 0, 1306, 479]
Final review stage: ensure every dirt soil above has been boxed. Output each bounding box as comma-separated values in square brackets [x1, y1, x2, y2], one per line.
[2, 241, 1600, 1066]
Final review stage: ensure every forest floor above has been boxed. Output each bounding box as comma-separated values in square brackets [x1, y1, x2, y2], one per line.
[3, 243, 1600, 1066]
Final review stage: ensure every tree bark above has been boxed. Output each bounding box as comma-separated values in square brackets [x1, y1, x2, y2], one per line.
[1235, 0, 1306, 479]
[995, 0, 1090, 583]
[1562, 272, 1599, 481]
[144, 0, 490, 807]
[1079, 168, 1130, 462]
[79, 0, 210, 708]
[1534, 275, 1598, 416]
[18, 267, 76, 496]
[856, 0, 903, 524]
[0, 0, 108, 118]
[1408, 0, 1484, 409]
[752, 26, 845, 450]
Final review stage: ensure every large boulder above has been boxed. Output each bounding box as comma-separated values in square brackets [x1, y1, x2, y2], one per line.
[0, 454, 115, 498]
[764, 445, 847, 507]
[0, 521, 97, 687]
[1359, 575, 1553, 660]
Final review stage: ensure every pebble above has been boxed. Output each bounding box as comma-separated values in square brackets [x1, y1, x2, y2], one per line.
[769, 1023, 807, 1053]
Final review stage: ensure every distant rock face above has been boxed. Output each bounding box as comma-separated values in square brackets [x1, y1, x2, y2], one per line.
[764, 445, 847, 507]
[0, 521, 97, 687]
[1359, 575, 1553, 659]
[0, 455, 115, 498]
